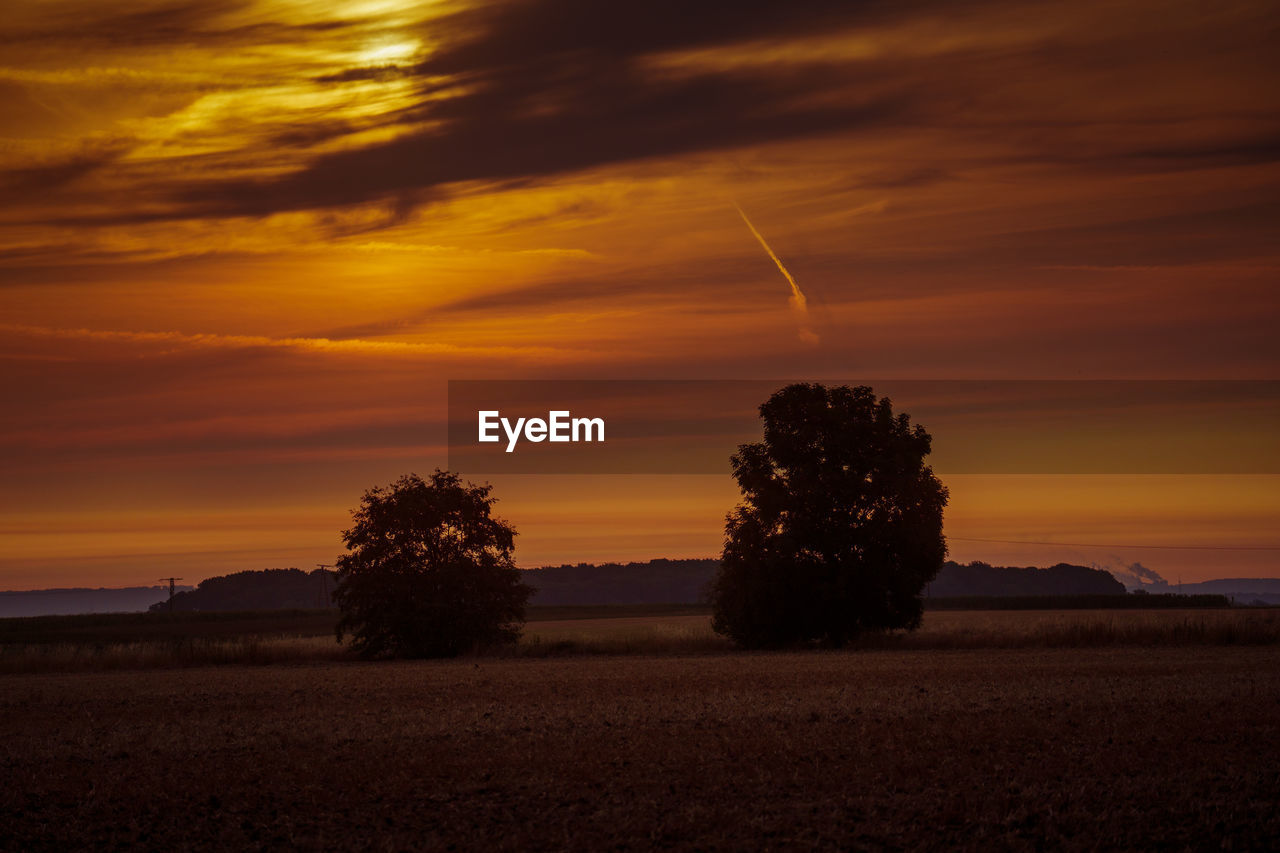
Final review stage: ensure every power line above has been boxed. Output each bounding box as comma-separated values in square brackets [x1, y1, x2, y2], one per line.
[157, 577, 183, 612]
[949, 537, 1280, 552]
[316, 563, 335, 608]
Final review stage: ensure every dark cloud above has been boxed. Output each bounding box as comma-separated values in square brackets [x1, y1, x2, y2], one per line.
[1114, 133, 1280, 170]
[313, 64, 413, 84]
[267, 120, 359, 149]
[415, 0, 920, 75]
[178, 71, 912, 218]
[155, 0, 1280, 223]
[983, 130, 1280, 174]
[169, 0, 949, 218]
[0, 144, 131, 194]
[11, 0, 1279, 231]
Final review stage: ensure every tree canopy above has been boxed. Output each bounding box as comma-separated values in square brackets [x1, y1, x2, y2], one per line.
[334, 471, 532, 658]
[711, 383, 948, 648]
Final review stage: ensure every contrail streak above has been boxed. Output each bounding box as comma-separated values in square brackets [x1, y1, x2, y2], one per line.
[735, 203, 818, 344]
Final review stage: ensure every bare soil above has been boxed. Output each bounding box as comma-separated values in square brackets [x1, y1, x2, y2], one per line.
[3, 646, 1278, 850]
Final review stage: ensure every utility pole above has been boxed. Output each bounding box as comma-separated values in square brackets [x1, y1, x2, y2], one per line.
[158, 577, 183, 612]
[316, 564, 335, 608]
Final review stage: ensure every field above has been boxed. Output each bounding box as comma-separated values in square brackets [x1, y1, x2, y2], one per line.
[3, 606, 1279, 673]
[522, 607, 1280, 653]
[3, 642, 1278, 850]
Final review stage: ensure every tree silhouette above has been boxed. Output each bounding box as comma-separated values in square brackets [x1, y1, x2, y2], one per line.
[334, 471, 532, 658]
[711, 384, 948, 648]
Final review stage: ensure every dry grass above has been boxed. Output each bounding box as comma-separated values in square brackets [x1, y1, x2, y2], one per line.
[519, 614, 727, 655]
[2, 646, 1277, 850]
[2, 608, 1277, 673]
[881, 607, 1280, 648]
[516, 608, 1280, 656]
[0, 635, 345, 674]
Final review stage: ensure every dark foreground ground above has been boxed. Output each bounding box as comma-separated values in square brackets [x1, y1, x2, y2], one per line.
[3, 646, 1278, 851]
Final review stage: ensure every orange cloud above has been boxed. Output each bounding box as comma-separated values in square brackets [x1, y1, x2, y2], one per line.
[0, 0, 1277, 587]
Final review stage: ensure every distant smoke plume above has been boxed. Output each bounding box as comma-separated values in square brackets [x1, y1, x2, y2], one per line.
[1107, 561, 1170, 591]
[735, 204, 819, 345]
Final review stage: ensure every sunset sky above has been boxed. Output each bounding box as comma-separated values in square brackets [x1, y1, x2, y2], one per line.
[1, 0, 1277, 589]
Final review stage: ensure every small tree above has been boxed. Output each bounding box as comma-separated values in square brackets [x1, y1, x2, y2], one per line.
[334, 471, 533, 658]
[711, 384, 948, 648]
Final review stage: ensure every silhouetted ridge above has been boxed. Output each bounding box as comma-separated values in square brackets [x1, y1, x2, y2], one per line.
[924, 562, 1125, 597]
[526, 558, 1126, 604]
[149, 568, 335, 612]
[526, 559, 719, 605]
[137, 559, 1129, 611]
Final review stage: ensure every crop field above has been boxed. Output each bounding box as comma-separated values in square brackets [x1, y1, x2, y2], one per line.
[3, 607, 1279, 673]
[3, 644, 1278, 850]
[521, 607, 1280, 653]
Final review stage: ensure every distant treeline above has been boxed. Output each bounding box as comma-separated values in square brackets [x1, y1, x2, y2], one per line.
[528, 559, 718, 605]
[153, 560, 718, 611]
[528, 558, 1129, 605]
[38, 559, 1241, 614]
[151, 568, 335, 613]
[923, 561, 1125, 597]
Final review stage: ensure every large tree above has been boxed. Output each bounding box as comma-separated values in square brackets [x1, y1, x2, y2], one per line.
[711, 384, 948, 648]
[335, 471, 533, 658]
